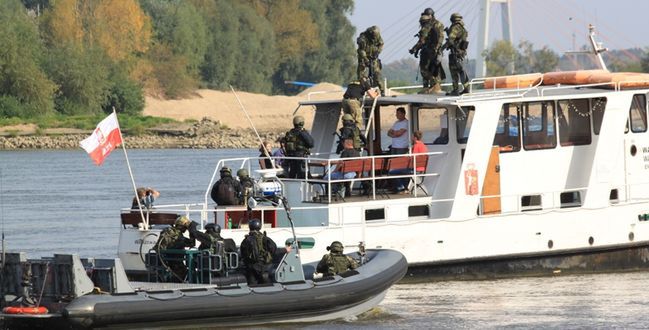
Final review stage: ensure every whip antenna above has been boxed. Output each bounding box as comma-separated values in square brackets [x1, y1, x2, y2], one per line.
[229, 85, 275, 166]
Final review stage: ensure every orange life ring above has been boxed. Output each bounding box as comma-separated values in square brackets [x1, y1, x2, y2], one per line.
[2, 306, 49, 314]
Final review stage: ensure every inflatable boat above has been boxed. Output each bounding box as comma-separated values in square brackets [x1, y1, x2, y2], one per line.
[0, 248, 406, 329]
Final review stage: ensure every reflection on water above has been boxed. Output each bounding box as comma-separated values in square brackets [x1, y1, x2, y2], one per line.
[2, 150, 648, 328]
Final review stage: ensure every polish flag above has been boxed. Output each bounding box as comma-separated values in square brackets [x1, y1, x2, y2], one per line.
[80, 112, 123, 165]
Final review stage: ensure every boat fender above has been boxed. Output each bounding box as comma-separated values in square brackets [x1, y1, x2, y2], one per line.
[2, 306, 49, 315]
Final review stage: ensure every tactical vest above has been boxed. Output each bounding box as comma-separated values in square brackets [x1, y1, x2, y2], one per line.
[215, 177, 238, 205]
[340, 126, 362, 150]
[449, 23, 468, 51]
[156, 227, 182, 250]
[328, 253, 352, 275]
[243, 232, 272, 264]
[207, 235, 225, 256]
[284, 128, 310, 157]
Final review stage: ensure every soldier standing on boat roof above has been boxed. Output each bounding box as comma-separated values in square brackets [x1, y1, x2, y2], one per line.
[239, 219, 278, 285]
[409, 8, 446, 94]
[444, 13, 470, 96]
[316, 241, 358, 277]
[357, 25, 385, 96]
[153, 216, 194, 282]
[283, 115, 314, 179]
[336, 114, 366, 154]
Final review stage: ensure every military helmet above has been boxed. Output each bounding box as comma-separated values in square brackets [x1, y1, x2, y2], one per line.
[419, 14, 432, 22]
[327, 241, 344, 253]
[293, 115, 305, 127]
[423, 7, 434, 16]
[205, 223, 221, 234]
[451, 13, 463, 21]
[342, 114, 354, 122]
[220, 166, 231, 175]
[368, 25, 380, 37]
[249, 219, 262, 231]
[175, 216, 190, 228]
[237, 168, 248, 178]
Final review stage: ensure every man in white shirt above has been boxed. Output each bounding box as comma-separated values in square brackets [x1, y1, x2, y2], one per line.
[387, 107, 409, 154]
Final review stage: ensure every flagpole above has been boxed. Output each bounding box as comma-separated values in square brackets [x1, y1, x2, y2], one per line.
[113, 109, 148, 230]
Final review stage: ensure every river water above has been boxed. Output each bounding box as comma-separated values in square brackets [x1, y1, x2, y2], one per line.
[2, 149, 649, 328]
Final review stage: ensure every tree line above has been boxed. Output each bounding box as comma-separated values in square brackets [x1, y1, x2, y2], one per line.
[1, 0, 356, 119]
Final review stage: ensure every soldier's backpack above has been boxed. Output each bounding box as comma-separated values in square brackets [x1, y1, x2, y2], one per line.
[242, 232, 272, 264]
[215, 179, 238, 205]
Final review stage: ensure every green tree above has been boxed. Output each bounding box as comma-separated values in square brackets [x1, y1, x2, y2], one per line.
[484, 40, 518, 76]
[0, 0, 56, 117]
[140, 0, 207, 96]
[517, 40, 559, 73]
[273, 0, 355, 94]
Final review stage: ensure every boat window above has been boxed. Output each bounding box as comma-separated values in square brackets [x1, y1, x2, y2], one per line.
[456, 106, 476, 144]
[591, 97, 607, 135]
[365, 208, 385, 221]
[408, 205, 430, 217]
[417, 107, 448, 145]
[493, 103, 521, 152]
[521, 195, 542, 211]
[523, 101, 556, 150]
[557, 99, 591, 146]
[610, 189, 619, 204]
[560, 191, 581, 208]
[629, 94, 647, 133]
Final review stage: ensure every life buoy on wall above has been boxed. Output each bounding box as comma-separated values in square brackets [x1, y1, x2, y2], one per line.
[2, 306, 49, 315]
[464, 163, 479, 195]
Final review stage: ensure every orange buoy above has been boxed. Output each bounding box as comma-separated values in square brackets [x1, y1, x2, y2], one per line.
[2, 306, 49, 314]
[483, 73, 542, 89]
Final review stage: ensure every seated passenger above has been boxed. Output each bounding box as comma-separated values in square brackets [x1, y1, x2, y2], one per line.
[316, 241, 358, 277]
[259, 140, 275, 170]
[390, 130, 428, 193]
[325, 138, 360, 196]
[210, 167, 242, 206]
[240, 219, 278, 285]
[152, 216, 194, 282]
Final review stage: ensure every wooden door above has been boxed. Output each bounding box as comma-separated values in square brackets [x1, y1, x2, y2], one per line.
[481, 146, 501, 214]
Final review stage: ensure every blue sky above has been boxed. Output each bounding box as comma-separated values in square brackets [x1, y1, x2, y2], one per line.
[349, 0, 649, 63]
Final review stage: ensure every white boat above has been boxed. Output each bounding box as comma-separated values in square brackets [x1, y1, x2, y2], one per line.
[118, 30, 649, 281]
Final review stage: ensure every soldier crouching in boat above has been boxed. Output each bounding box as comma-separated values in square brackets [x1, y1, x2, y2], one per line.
[317, 241, 358, 277]
[153, 216, 194, 282]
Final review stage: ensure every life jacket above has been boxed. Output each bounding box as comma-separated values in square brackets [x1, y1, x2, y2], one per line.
[284, 128, 310, 157]
[242, 231, 272, 265]
[214, 177, 239, 205]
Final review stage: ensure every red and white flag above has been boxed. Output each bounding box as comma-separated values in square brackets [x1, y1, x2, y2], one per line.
[80, 112, 123, 165]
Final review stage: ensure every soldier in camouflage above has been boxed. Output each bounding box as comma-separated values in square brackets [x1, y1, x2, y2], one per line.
[409, 8, 445, 94]
[336, 114, 366, 154]
[153, 216, 194, 282]
[237, 168, 255, 206]
[283, 115, 314, 179]
[444, 13, 470, 96]
[357, 26, 384, 96]
[240, 219, 278, 285]
[316, 241, 358, 277]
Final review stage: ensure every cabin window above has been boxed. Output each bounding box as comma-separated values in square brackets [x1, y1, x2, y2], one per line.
[629, 94, 647, 133]
[493, 103, 521, 152]
[560, 191, 581, 208]
[557, 99, 591, 146]
[591, 97, 607, 135]
[610, 189, 619, 204]
[365, 208, 385, 221]
[456, 106, 476, 144]
[417, 107, 448, 145]
[522, 101, 556, 150]
[521, 195, 542, 211]
[408, 205, 430, 217]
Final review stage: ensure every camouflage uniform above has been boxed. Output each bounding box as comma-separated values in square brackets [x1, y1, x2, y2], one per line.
[409, 13, 445, 93]
[445, 13, 470, 95]
[357, 26, 384, 95]
[240, 227, 277, 285]
[154, 217, 194, 282]
[336, 114, 366, 153]
[316, 241, 358, 277]
[342, 81, 367, 125]
[284, 116, 314, 179]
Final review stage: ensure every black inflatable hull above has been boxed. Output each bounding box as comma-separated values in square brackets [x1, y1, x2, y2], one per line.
[4, 249, 406, 329]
